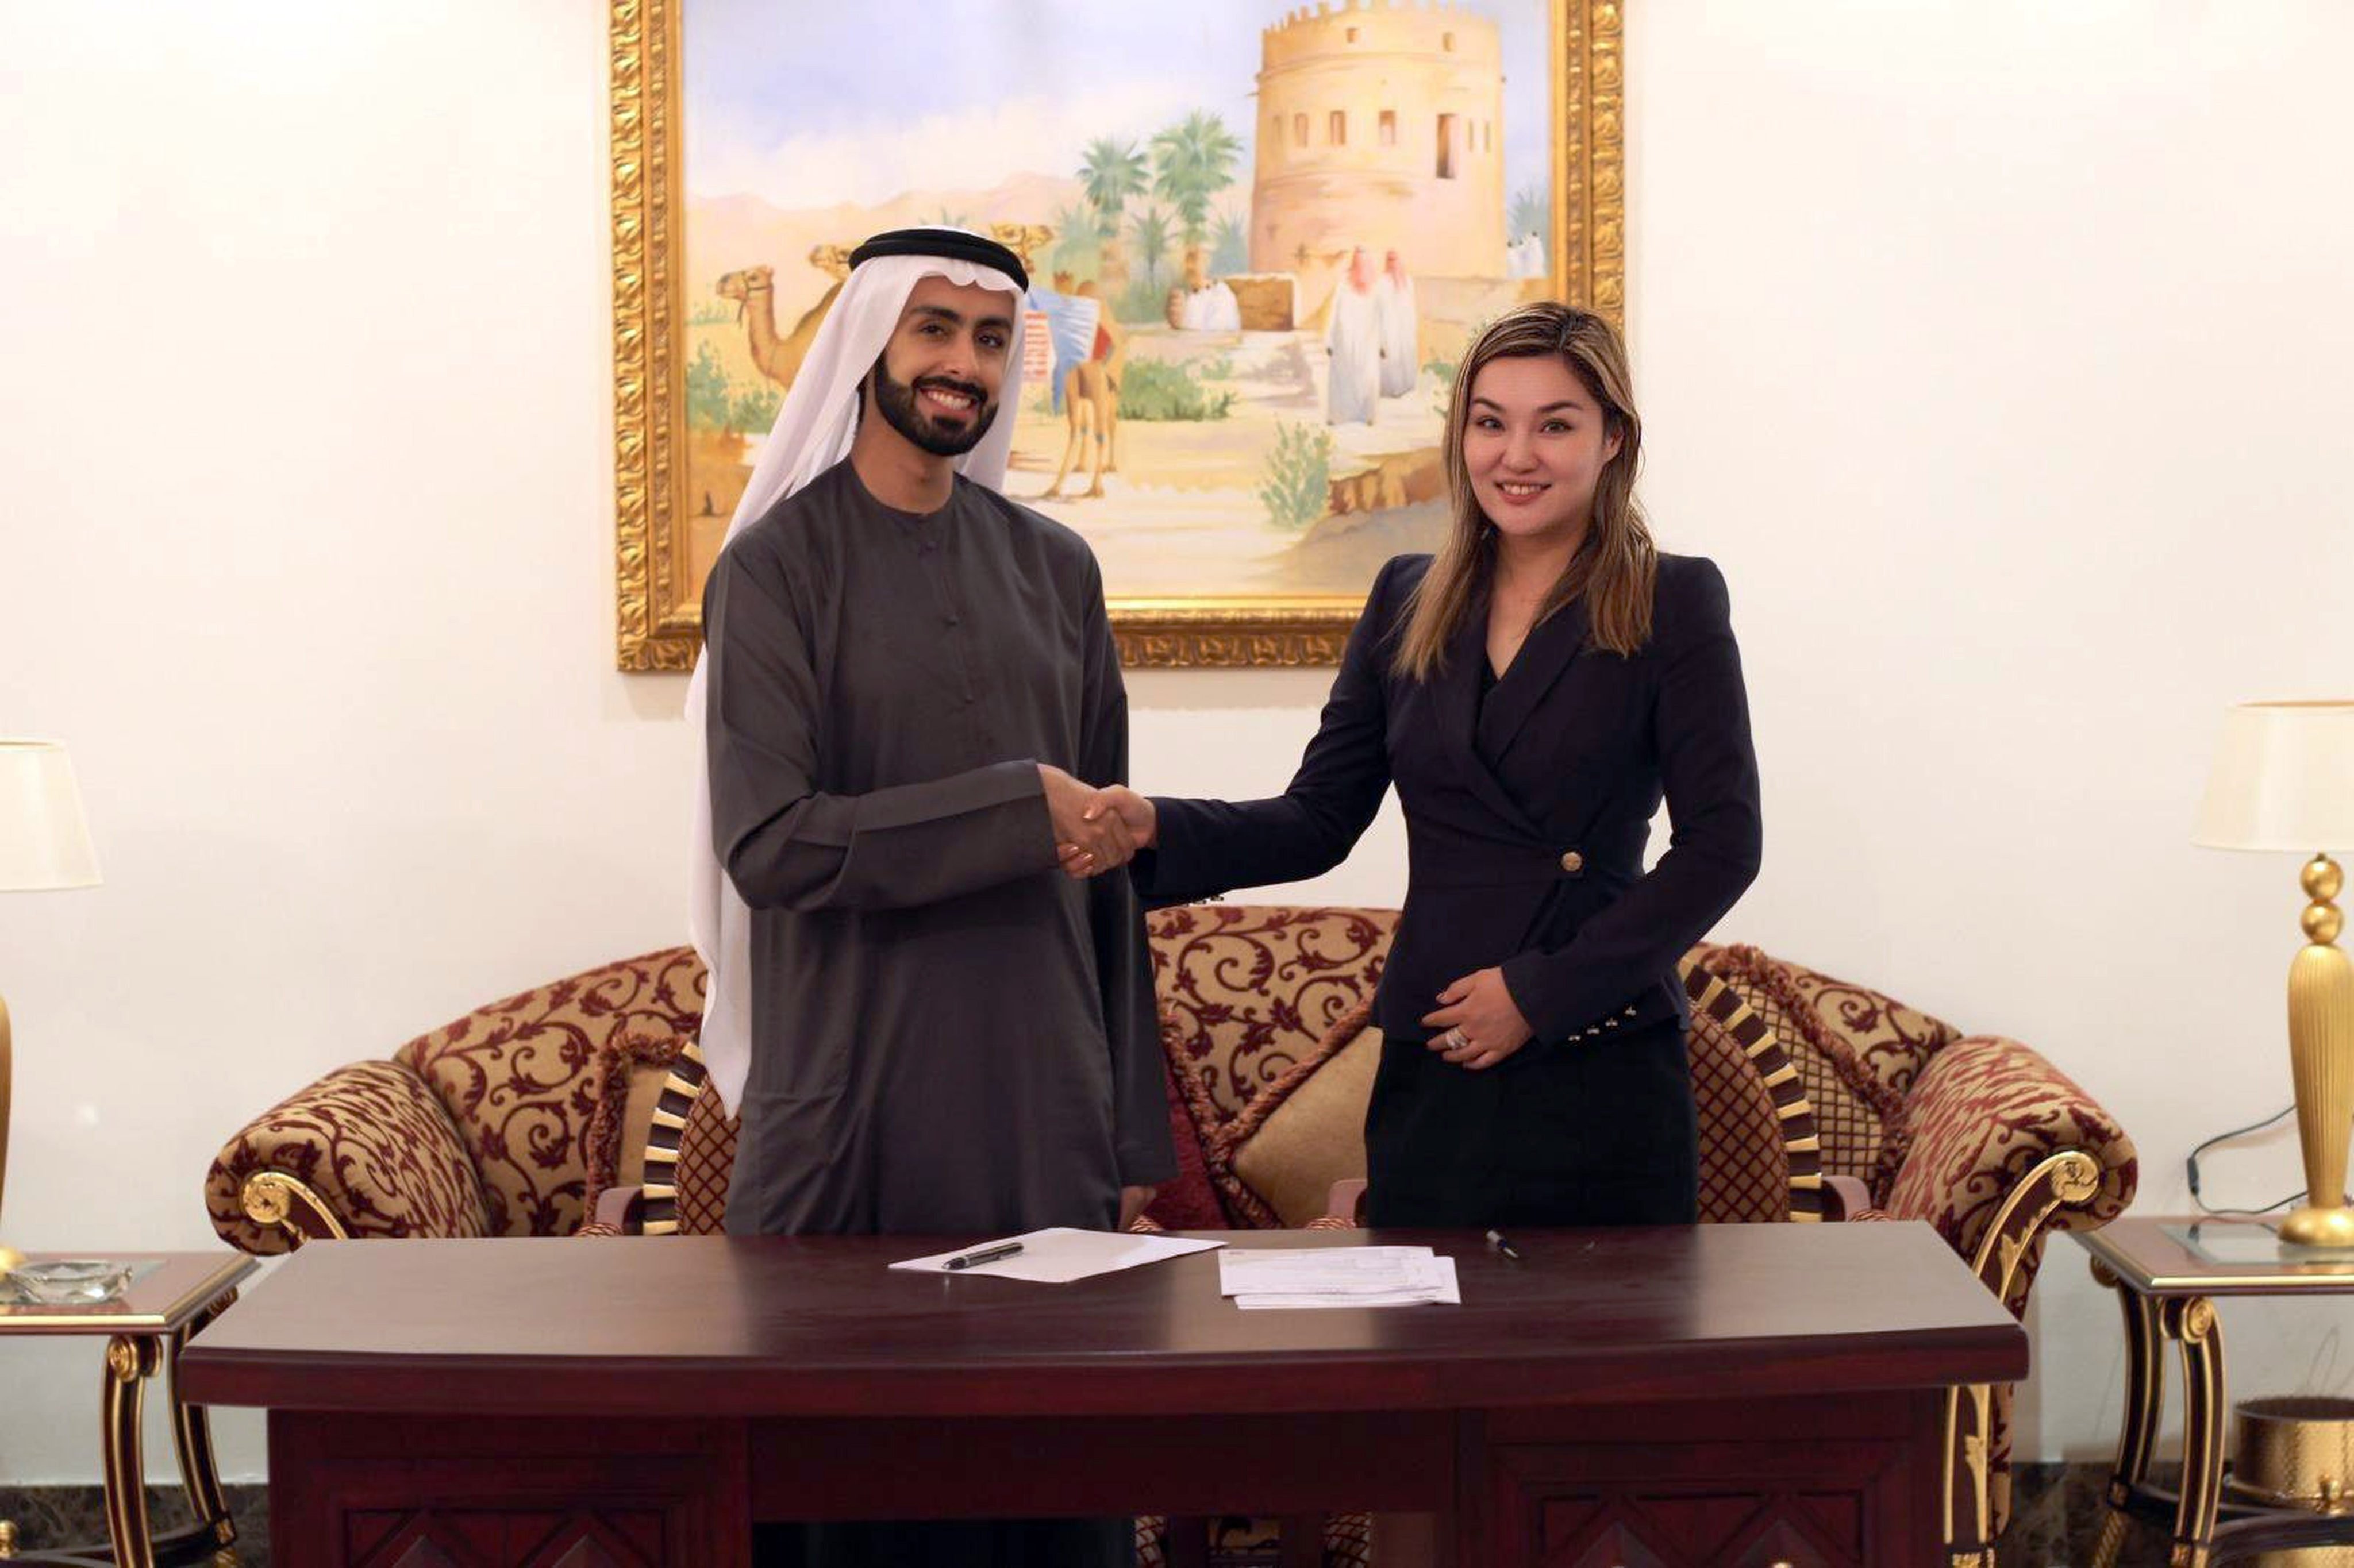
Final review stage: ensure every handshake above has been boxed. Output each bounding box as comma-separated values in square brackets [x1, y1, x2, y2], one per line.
[1038, 765, 1156, 879]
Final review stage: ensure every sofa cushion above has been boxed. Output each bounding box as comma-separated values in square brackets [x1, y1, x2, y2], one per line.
[1148, 903, 1398, 1128]
[1213, 1001, 1379, 1228]
[397, 947, 706, 1237]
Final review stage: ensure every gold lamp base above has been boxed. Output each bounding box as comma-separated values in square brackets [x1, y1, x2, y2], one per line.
[2281, 856, 2354, 1256]
[2279, 1206, 2354, 1250]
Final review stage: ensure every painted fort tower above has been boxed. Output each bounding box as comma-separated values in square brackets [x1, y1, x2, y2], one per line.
[1250, 0, 1510, 295]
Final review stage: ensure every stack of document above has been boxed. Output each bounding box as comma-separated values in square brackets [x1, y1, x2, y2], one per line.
[1217, 1245, 1461, 1309]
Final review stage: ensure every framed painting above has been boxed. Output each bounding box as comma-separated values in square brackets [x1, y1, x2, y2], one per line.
[612, 0, 1625, 670]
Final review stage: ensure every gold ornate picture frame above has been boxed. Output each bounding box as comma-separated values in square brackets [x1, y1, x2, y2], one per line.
[612, 0, 1624, 671]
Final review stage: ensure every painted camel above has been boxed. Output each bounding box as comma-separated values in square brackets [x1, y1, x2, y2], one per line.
[714, 265, 843, 388]
[1044, 279, 1126, 502]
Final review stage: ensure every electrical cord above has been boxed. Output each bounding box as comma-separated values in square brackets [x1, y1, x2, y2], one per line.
[2185, 1103, 2304, 1216]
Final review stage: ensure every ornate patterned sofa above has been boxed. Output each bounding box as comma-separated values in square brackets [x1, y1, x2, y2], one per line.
[208, 907, 2136, 1565]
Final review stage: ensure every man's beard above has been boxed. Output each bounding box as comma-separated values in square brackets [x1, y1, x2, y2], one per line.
[870, 357, 998, 458]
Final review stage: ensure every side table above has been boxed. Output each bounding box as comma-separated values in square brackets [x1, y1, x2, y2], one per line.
[2074, 1216, 2354, 1568]
[0, 1251, 257, 1567]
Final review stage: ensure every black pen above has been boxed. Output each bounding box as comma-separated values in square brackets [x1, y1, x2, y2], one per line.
[1484, 1229, 1522, 1262]
[943, 1241, 1025, 1271]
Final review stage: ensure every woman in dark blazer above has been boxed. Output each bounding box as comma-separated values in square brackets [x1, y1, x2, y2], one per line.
[1077, 302, 1761, 1229]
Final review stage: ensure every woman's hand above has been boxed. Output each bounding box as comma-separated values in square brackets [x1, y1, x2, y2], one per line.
[1119, 1184, 1157, 1230]
[1057, 785, 1156, 877]
[1420, 968, 1535, 1071]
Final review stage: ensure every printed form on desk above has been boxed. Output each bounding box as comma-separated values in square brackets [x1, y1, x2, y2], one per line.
[890, 1228, 1222, 1282]
[1218, 1245, 1461, 1309]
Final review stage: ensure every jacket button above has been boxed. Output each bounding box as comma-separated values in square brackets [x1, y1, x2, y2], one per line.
[1559, 850, 1584, 875]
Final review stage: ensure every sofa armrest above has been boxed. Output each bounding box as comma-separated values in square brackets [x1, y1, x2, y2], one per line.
[1884, 1034, 2138, 1312]
[205, 1058, 492, 1254]
[1821, 1174, 1875, 1222]
[576, 1184, 646, 1238]
[1322, 1177, 1368, 1226]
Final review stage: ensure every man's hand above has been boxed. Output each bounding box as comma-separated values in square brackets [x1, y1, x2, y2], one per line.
[1420, 967, 1535, 1071]
[1057, 785, 1156, 877]
[1040, 764, 1135, 876]
[1119, 1184, 1157, 1230]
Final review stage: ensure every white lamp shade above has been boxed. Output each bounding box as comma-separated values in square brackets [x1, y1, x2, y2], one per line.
[2194, 702, 2354, 854]
[0, 740, 101, 890]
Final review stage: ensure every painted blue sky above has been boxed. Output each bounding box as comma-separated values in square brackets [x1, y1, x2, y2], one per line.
[686, 0, 1552, 214]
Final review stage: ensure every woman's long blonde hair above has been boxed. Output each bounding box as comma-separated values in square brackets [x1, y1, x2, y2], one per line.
[1390, 302, 1657, 680]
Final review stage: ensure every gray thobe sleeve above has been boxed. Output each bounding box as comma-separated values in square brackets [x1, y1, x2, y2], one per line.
[705, 550, 1055, 913]
[1077, 573, 1179, 1189]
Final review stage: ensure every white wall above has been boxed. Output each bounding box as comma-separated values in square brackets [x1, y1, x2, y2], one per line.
[2, 0, 2350, 1485]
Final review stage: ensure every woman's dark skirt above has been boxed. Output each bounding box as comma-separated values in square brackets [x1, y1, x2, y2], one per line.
[1363, 1016, 1699, 1229]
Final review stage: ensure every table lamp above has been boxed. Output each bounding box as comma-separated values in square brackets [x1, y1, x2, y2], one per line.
[0, 739, 102, 1273]
[2194, 701, 2354, 1250]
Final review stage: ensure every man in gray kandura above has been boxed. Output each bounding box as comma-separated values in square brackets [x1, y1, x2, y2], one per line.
[684, 226, 1171, 1568]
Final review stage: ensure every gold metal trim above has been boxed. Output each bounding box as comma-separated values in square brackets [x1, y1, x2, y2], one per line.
[170, 1294, 240, 1553]
[241, 1169, 349, 1249]
[1940, 1149, 2102, 1554]
[611, 0, 1628, 671]
[101, 1332, 161, 1561]
[2164, 1293, 2229, 1564]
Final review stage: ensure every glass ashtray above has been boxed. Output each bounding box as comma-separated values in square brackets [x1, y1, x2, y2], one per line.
[5, 1259, 133, 1305]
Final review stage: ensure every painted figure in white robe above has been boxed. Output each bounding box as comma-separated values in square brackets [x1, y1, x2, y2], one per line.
[1171, 247, 1240, 332]
[1325, 246, 1381, 425]
[1375, 248, 1418, 399]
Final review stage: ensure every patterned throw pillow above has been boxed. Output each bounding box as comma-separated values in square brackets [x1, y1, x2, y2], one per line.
[1680, 956, 1822, 1224]
[580, 1030, 690, 1216]
[1691, 943, 1941, 1206]
[1211, 1001, 1379, 1229]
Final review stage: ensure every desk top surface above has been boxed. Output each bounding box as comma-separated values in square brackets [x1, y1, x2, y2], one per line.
[181, 1222, 2023, 1417]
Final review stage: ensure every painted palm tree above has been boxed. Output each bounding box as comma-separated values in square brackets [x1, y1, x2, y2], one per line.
[1151, 111, 1245, 249]
[1210, 209, 1249, 277]
[1079, 137, 1149, 240]
[1128, 203, 1175, 292]
[1046, 202, 1102, 281]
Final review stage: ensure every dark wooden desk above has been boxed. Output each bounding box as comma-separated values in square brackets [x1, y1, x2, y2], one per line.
[181, 1223, 2023, 1568]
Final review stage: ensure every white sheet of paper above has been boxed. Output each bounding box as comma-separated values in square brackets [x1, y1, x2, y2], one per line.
[1218, 1246, 1461, 1308]
[890, 1227, 1222, 1283]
